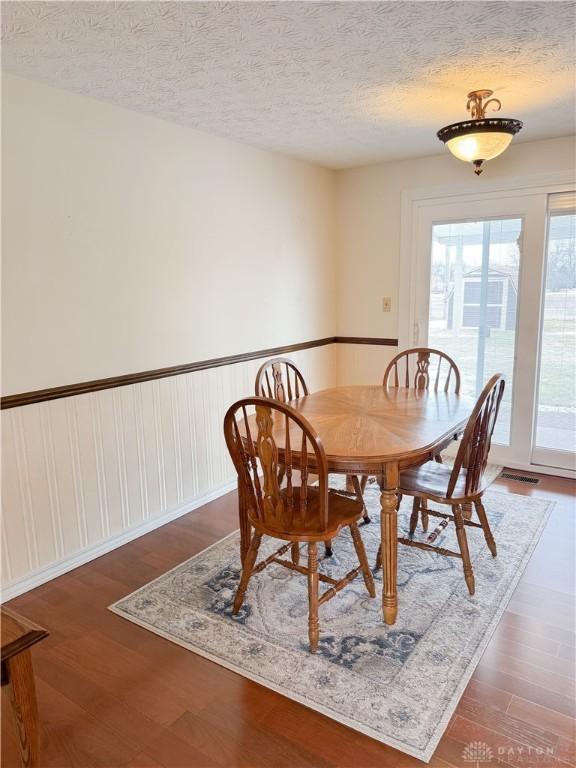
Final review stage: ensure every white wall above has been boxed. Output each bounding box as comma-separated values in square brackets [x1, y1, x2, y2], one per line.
[2, 75, 336, 395]
[335, 136, 576, 384]
[1, 75, 337, 596]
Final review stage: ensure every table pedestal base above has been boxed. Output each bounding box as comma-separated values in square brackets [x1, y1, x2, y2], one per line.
[378, 463, 399, 625]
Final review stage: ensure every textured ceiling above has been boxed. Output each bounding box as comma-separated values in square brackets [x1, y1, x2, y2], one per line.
[2, 1, 575, 168]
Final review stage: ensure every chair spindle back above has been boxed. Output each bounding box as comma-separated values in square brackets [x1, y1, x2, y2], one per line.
[255, 357, 309, 402]
[447, 374, 505, 498]
[224, 397, 329, 535]
[383, 348, 461, 393]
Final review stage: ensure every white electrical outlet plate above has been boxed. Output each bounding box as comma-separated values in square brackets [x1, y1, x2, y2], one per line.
[382, 297, 392, 312]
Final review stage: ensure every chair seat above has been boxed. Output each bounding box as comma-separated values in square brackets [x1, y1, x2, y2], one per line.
[399, 461, 486, 502]
[249, 487, 364, 542]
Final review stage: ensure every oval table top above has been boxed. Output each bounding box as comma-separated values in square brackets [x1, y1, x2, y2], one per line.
[253, 385, 475, 473]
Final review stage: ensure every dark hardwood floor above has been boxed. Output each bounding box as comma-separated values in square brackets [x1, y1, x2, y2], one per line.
[2, 472, 575, 767]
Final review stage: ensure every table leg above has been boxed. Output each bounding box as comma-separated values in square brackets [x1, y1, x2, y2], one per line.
[3, 651, 39, 768]
[238, 477, 250, 567]
[378, 463, 399, 625]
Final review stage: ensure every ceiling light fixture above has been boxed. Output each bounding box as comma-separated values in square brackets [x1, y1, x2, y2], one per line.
[437, 90, 523, 175]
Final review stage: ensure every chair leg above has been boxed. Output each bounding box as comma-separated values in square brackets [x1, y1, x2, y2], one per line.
[409, 496, 420, 537]
[462, 501, 473, 520]
[351, 475, 370, 524]
[453, 505, 475, 595]
[324, 540, 333, 558]
[434, 453, 443, 463]
[349, 523, 376, 597]
[360, 475, 369, 493]
[233, 531, 262, 614]
[307, 542, 320, 653]
[291, 542, 300, 566]
[474, 499, 497, 557]
[374, 545, 382, 572]
[420, 497, 429, 532]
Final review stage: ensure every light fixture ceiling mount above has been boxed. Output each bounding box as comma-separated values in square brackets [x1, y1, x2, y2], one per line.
[437, 90, 523, 175]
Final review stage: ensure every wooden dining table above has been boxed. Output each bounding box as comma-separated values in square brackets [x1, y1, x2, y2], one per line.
[237, 384, 475, 625]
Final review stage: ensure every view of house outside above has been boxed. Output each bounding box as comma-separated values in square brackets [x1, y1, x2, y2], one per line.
[428, 215, 575, 452]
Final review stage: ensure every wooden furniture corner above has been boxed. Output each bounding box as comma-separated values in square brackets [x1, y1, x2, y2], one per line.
[1, 606, 49, 768]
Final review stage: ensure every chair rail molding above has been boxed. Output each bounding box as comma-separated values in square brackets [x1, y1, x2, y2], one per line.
[1, 336, 397, 409]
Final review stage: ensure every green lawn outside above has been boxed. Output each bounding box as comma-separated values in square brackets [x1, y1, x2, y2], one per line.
[429, 290, 576, 410]
[430, 322, 575, 409]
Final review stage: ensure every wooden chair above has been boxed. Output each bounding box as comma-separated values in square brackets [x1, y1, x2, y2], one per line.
[383, 347, 461, 394]
[255, 358, 370, 557]
[255, 357, 308, 402]
[374, 374, 505, 595]
[224, 397, 376, 653]
[377, 347, 462, 532]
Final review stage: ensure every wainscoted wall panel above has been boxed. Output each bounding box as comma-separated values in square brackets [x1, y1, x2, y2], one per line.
[336, 344, 398, 387]
[1, 346, 336, 598]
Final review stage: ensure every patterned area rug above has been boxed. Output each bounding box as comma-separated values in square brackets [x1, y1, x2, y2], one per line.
[110, 483, 552, 762]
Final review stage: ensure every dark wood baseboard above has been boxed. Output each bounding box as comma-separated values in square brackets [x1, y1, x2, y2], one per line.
[1, 336, 398, 409]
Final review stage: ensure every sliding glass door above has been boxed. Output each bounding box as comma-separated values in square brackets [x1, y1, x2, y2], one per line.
[428, 217, 521, 446]
[408, 187, 575, 473]
[532, 193, 576, 469]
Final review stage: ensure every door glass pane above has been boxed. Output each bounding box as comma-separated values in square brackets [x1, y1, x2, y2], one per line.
[534, 199, 576, 453]
[428, 218, 522, 444]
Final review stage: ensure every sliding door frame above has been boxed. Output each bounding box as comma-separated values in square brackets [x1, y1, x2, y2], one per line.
[399, 171, 575, 477]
